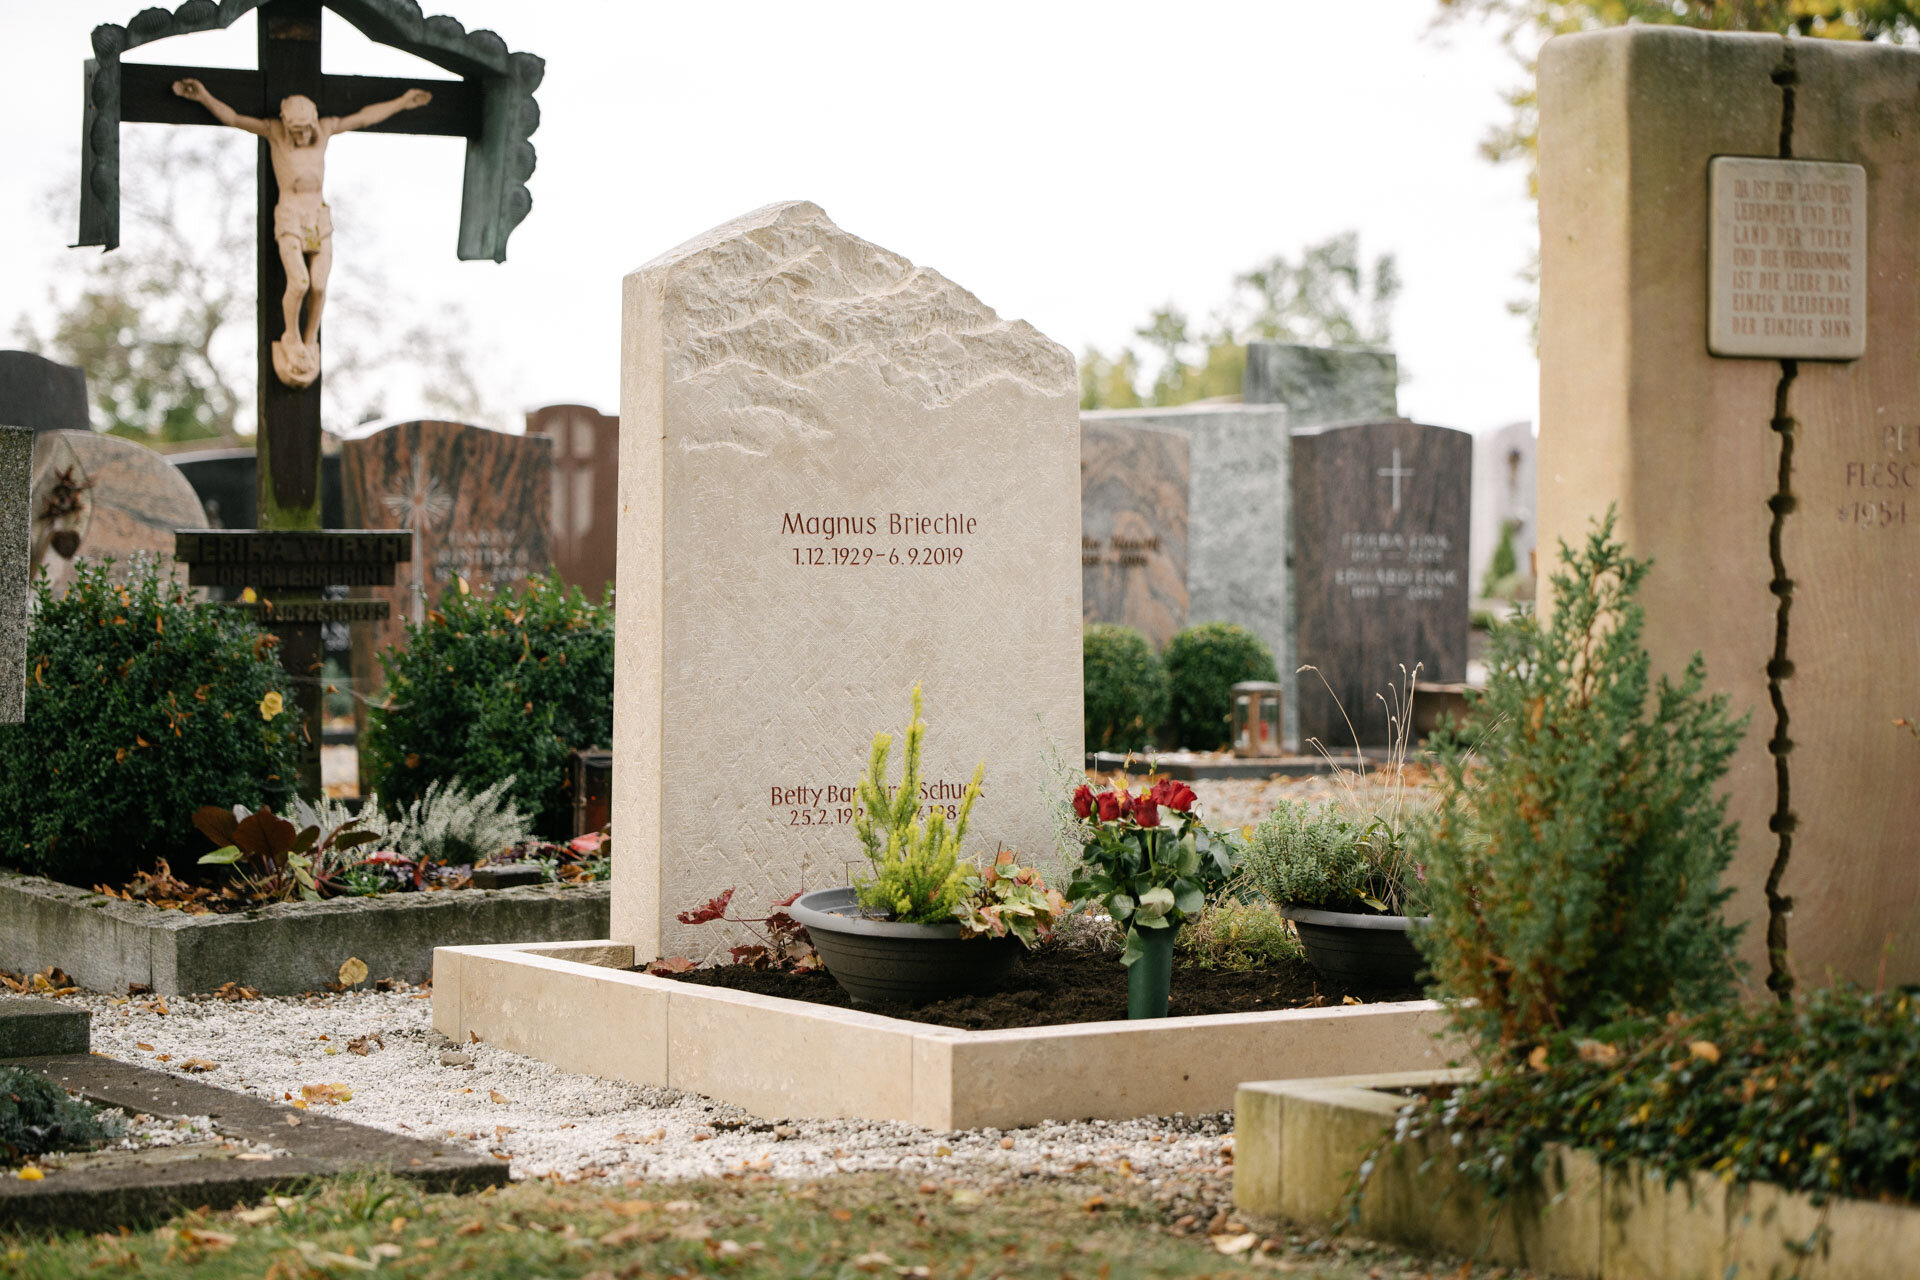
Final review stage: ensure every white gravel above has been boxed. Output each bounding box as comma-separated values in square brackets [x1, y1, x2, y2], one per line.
[66, 986, 1232, 1188]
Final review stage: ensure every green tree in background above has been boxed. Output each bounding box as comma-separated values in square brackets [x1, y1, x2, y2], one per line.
[1081, 232, 1400, 410]
[1436, 1, 1920, 336]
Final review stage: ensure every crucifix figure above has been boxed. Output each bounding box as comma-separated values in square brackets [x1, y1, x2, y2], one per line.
[1377, 447, 1414, 514]
[74, 0, 544, 796]
[171, 77, 432, 389]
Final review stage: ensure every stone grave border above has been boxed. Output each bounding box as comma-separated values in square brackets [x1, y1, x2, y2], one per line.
[0, 870, 608, 996]
[1233, 1071, 1920, 1279]
[432, 940, 1456, 1131]
[1, 1052, 504, 1232]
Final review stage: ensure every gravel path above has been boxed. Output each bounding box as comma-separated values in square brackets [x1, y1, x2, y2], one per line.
[68, 985, 1231, 1216]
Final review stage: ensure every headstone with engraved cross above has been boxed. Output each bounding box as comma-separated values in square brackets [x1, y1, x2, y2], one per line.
[1290, 419, 1472, 747]
[72, 0, 544, 795]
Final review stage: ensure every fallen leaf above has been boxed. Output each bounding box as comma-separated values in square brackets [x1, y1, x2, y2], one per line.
[180, 1228, 238, 1249]
[301, 1083, 352, 1106]
[285, 1115, 302, 1127]
[180, 1058, 218, 1073]
[337, 957, 369, 988]
[232, 1206, 279, 1225]
[296, 1242, 373, 1271]
[489, 1090, 509, 1105]
[346, 1033, 382, 1057]
[1528, 1044, 1550, 1071]
[290, 1098, 309, 1111]
[234, 1153, 273, 1162]
[662, 1200, 696, 1213]
[1690, 1040, 1722, 1064]
[950, 1188, 983, 1206]
[368, 1244, 402, 1263]
[830, 1209, 853, 1222]
[600, 1223, 651, 1246]
[669, 1222, 710, 1242]
[851, 1252, 894, 1272]
[456, 1221, 485, 1237]
[156, 1054, 172, 1063]
[645, 956, 698, 975]
[1212, 1232, 1259, 1256]
[1083, 1194, 1106, 1212]
[136, 1042, 155, 1052]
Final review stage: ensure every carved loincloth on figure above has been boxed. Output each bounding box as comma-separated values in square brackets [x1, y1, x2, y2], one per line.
[274, 201, 333, 255]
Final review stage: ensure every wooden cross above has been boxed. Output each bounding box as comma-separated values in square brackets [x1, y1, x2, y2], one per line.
[74, 0, 542, 795]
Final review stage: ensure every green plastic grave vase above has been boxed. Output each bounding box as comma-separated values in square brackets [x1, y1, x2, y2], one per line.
[1127, 924, 1178, 1019]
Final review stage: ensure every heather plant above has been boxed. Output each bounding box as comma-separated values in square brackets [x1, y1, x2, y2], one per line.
[1176, 895, 1303, 971]
[0, 558, 297, 884]
[852, 685, 984, 924]
[1416, 510, 1747, 1059]
[364, 573, 612, 835]
[1161, 622, 1277, 750]
[387, 777, 533, 867]
[1082, 624, 1168, 753]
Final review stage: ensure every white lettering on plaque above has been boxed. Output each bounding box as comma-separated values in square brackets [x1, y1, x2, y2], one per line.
[1708, 156, 1866, 361]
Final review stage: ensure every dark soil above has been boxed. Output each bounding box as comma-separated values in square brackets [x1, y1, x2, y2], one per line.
[659, 946, 1423, 1030]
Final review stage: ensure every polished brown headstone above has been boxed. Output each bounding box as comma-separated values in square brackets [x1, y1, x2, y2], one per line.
[29, 431, 208, 597]
[1079, 419, 1189, 651]
[339, 420, 554, 697]
[526, 404, 618, 600]
[1291, 419, 1471, 748]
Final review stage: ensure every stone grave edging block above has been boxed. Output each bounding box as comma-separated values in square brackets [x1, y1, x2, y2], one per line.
[0, 870, 608, 996]
[432, 940, 1458, 1131]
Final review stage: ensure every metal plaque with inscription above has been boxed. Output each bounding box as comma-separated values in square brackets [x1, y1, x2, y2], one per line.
[1708, 156, 1866, 361]
[173, 529, 412, 588]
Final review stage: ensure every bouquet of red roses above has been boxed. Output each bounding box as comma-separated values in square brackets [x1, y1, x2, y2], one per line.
[1065, 778, 1240, 966]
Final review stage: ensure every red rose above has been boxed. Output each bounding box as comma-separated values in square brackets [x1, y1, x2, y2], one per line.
[1117, 792, 1134, 818]
[1095, 791, 1122, 823]
[1134, 797, 1160, 828]
[1072, 785, 1095, 820]
[1166, 782, 1197, 813]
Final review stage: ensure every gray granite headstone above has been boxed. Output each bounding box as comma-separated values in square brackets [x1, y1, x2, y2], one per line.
[1243, 341, 1398, 429]
[0, 352, 89, 435]
[1082, 404, 1296, 742]
[1, 427, 30, 724]
[1080, 418, 1189, 651]
[1291, 420, 1472, 748]
[1469, 420, 1537, 601]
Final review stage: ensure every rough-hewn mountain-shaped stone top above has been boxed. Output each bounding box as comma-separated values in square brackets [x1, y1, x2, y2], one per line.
[638, 202, 1075, 442]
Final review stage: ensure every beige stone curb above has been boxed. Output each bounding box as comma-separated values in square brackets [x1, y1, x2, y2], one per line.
[431, 940, 1458, 1130]
[1233, 1072, 1920, 1279]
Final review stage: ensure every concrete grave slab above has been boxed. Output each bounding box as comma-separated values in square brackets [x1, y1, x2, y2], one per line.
[0, 996, 89, 1057]
[0, 1054, 503, 1233]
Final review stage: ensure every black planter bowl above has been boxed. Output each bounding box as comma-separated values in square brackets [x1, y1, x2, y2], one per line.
[1278, 904, 1431, 989]
[788, 887, 1020, 1006]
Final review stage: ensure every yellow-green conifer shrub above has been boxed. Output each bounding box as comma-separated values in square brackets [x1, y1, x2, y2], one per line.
[852, 685, 983, 924]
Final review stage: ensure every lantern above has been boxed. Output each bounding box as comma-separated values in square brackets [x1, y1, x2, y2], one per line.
[1230, 681, 1283, 758]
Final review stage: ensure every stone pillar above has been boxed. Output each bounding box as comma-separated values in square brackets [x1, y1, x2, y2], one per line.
[1538, 28, 1920, 989]
[0, 426, 30, 724]
[613, 202, 1083, 962]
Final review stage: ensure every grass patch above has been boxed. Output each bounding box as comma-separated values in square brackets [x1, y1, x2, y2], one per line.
[2, 1168, 1506, 1279]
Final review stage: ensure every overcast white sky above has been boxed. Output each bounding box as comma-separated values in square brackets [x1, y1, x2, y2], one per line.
[1, 0, 1540, 434]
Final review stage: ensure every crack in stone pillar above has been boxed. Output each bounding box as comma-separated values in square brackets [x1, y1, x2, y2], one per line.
[1762, 41, 1799, 1006]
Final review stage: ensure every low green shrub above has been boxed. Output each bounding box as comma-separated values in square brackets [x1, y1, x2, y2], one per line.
[1, 1063, 124, 1165]
[363, 574, 612, 836]
[1244, 801, 1371, 909]
[0, 559, 297, 884]
[1430, 987, 1920, 1207]
[1417, 511, 1747, 1058]
[1161, 623, 1277, 750]
[1176, 897, 1301, 971]
[1082, 625, 1168, 753]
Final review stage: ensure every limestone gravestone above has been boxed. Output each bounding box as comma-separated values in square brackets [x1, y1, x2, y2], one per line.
[28, 431, 208, 597]
[1, 427, 30, 724]
[339, 420, 554, 698]
[1538, 27, 1920, 988]
[1243, 341, 1398, 429]
[1291, 420, 1471, 748]
[613, 201, 1082, 962]
[0, 352, 89, 435]
[1082, 404, 1296, 742]
[1079, 418, 1189, 651]
[1469, 420, 1537, 602]
[527, 403, 619, 600]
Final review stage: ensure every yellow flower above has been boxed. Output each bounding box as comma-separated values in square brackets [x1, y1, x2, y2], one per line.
[259, 691, 285, 721]
[239, 587, 258, 604]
